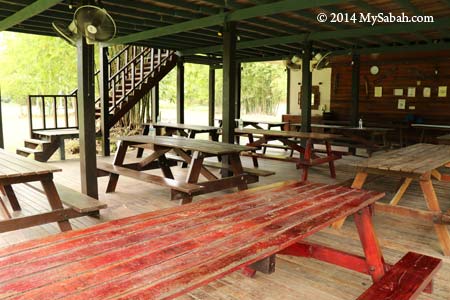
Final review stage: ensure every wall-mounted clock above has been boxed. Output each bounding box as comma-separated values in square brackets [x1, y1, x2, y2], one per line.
[370, 65, 379, 75]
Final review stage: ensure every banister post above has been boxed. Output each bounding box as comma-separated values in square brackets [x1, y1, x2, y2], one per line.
[100, 46, 110, 157]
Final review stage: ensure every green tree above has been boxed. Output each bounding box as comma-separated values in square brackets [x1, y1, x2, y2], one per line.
[0, 32, 78, 105]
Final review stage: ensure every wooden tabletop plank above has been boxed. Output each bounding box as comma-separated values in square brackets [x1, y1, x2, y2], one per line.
[235, 128, 341, 140]
[0, 181, 384, 300]
[411, 123, 450, 130]
[356, 144, 450, 175]
[291, 123, 394, 132]
[117, 135, 254, 155]
[0, 149, 61, 179]
[145, 122, 220, 132]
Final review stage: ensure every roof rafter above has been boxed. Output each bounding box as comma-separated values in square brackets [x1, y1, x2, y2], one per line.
[109, 0, 349, 45]
[0, 0, 62, 31]
[181, 17, 450, 55]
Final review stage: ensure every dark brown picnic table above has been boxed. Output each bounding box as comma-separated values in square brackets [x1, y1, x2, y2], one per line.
[292, 123, 393, 155]
[235, 128, 342, 181]
[138, 122, 221, 158]
[98, 135, 262, 204]
[437, 134, 450, 145]
[412, 123, 450, 143]
[0, 149, 105, 233]
[334, 143, 450, 256]
[216, 118, 287, 130]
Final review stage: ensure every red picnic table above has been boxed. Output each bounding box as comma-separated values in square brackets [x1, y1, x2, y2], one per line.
[0, 181, 441, 299]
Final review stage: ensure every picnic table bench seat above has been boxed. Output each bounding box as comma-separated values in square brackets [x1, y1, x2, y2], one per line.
[55, 183, 107, 213]
[97, 161, 204, 195]
[357, 251, 442, 300]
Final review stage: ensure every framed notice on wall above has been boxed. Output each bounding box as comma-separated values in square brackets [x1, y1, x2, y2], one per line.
[374, 86, 382, 97]
[438, 86, 447, 97]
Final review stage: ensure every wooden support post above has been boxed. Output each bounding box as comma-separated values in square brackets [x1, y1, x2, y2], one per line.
[221, 22, 237, 177]
[286, 67, 291, 114]
[0, 86, 3, 149]
[235, 62, 241, 120]
[177, 60, 185, 124]
[208, 66, 215, 126]
[77, 37, 98, 199]
[300, 42, 312, 136]
[350, 53, 360, 127]
[100, 46, 110, 157]
[151, 83, 159, 122]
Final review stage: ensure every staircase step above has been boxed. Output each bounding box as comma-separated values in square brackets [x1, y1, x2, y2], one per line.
[25, 138, 51, 145]
[16, 146, 44, 159]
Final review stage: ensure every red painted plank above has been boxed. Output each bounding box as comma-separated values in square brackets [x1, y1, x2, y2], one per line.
[8, 189, 382, 300]
[1, 184, 352, 299]
[0, 180, 302, 259]
[357, 252, 442, 300]
[0, 182, 325, 283]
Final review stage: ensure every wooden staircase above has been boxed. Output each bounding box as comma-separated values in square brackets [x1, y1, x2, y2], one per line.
[17, 46, 177, 162]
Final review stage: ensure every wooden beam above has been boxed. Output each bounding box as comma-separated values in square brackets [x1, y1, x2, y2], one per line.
[77, 37, 98, 199]
[350, 53, 360, 127]
[181, 17, 450, 55]
[109, 0, 348, 44]
[176, 60, 185, 124]
[99, 46, 110, 157]
[151, 83, 159, 122]
[300, 42, 312, 134]
[0, 0, 62, 31]
[222, 22, 237, 145]
[208, 67, 215, 127]
[333, 41, 450, 55]
[286, 67, 291, 114]
[235, 63, 242, 120]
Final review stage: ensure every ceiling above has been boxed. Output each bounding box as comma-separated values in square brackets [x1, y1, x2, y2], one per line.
[1, 0, 450, 62]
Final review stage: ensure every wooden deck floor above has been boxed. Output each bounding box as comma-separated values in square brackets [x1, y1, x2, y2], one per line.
[1, 150, 450, 299]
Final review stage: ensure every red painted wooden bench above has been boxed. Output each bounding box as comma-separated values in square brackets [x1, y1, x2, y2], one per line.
[0, 181, 441, 299]
[357, 251, 442, 300]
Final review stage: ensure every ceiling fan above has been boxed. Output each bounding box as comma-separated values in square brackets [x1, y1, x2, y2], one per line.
[52, 5, 117, 46]
[311, 51, 333, 71]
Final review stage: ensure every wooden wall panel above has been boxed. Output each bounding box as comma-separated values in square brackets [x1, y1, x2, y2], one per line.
[330, 50, 450, 124]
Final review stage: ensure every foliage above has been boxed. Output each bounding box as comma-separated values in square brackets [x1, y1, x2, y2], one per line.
[0, 32, 78, 105]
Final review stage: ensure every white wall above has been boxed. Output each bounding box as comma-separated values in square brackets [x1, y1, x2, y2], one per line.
[289, 63, 332, 116]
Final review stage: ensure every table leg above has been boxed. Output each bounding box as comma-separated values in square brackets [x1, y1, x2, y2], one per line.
[332, 172, 368, 229]
[247, 134, 259, 168]
[182, 151, 204, 204]
[419, 178, 450, 256]
[0, 187, 11, 219]
[59, 137, 65, 160]
[136, 124, 150, 158]
[325, 141, 336, 178]
[354, 206, 386, 282]
[41, 178, 72, 232]
[301, 139, 312, 181]
[106, 141, 128, 193]
[390, 177, 412, 205]
[229, 153, 248, 191]
[159, 154, 174, 179]
[1, 185, 21, 211]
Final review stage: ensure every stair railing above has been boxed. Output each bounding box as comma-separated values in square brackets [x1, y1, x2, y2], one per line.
[107, 47, 174, 114]
[27, 89, 78, 137]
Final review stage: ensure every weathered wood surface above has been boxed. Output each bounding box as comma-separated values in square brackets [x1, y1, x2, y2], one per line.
[355, 143, 450, 175]
[118, 135, 254, 155]
[0, 181, 384, 300]
[293, 123, 394, 132]
[411, 124, 450, 130]
[0, 149, 60, 179]
[357, 252, 442, 300]
[147, 122, 220, 133]
[32, 128, 80, 137]
[235, 128, 341, 141]
[97, 162, 204, 194]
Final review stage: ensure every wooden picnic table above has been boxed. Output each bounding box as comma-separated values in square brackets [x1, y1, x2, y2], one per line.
[292, 123, 393, 155]
[335, 143, 450, 256]
[216, 118, 286, 130]
[235, 128, 342, 181]
[99, 135, 264, 204]
[412, 123, 450, 143]
[138, 122, 221, 158]
[0, 149, 105, 233]
[0, 181, 399, 299]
